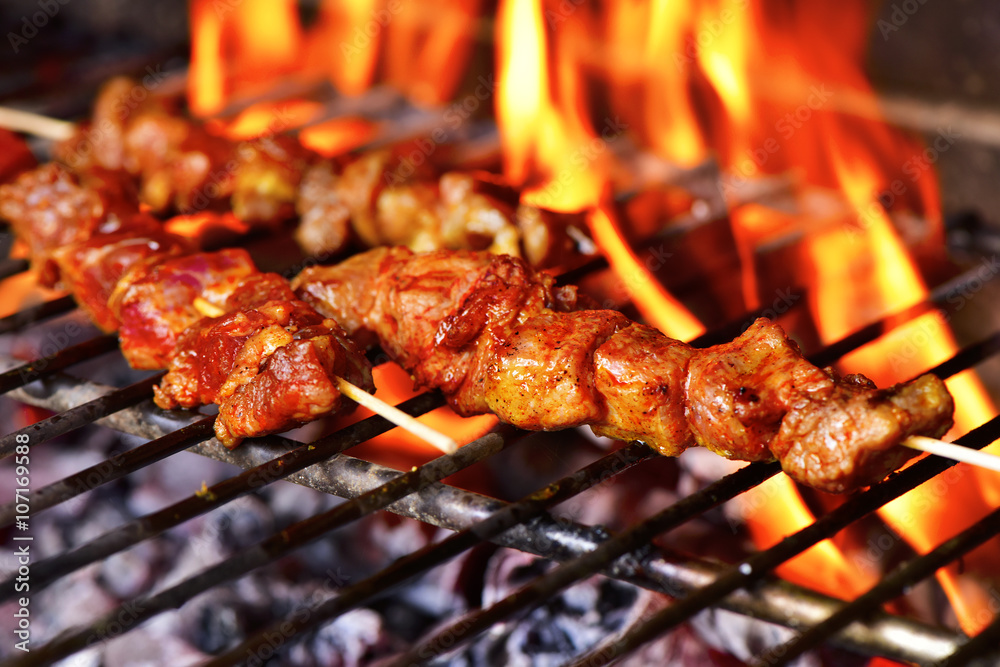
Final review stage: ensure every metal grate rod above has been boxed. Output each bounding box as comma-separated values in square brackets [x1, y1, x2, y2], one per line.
[0, 294, 76, 335]
[207, 441, 657, 667]
[0, 332, 118, 394]
[569, 415, 1000, 667]
[11, 426, 517, 667]
[942, 615, 1000, 666]
[0, 372, 162, 458]
[7, 392, 443, 599]
[384, 459, 781, 667]
[0, 417, 216, 530]
[760, 506, 1000, 666]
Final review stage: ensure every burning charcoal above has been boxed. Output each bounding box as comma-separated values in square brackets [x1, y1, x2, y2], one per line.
[104, 627, 208, 667]
[179, 587, 265, 654]
[98, 540, 161, 599]
[448, 548, 644, 666]
[303, 609, 399, 667]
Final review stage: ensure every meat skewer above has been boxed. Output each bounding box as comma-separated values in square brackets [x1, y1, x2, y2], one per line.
[3, 78, 596, 268]
[0, 145, 455, 452]
[293, 246, 961, 494]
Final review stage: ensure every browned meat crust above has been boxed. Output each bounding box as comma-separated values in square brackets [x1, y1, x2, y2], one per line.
[154, 299, 373, 447]
[293, 149, 593, 268]
[294, 247, 955, 493]
[109, 249, 258, 368]
[53, 77, 314, 226]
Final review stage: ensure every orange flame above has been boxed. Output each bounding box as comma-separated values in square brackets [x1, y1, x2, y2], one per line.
[338, 362, 497, 472]
[188, 0, 302, 116]
[383, 0, 483, 105]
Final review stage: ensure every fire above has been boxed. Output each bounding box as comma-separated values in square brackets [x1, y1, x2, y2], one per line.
[183, 0, 1000, 630]
[382, 0, 483, 105]
[188, 0, 302, 116]
[298, 117, 378, 157]
[335, 362, 497, 472]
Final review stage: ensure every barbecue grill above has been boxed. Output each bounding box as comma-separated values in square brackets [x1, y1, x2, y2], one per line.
[3, 1, 1000, 666]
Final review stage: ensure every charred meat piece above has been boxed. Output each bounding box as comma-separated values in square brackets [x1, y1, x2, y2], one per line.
[110, 249, 258, 368]
[294, 247, 954, 493]
[155, 299, 373, 447]
[0, 163, 147, 287]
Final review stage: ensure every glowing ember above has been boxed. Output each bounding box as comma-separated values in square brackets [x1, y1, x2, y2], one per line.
[298, 117, 378, 157]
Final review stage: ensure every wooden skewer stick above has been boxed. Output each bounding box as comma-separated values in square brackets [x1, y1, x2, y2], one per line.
[901, 436, 1000, 472]
[192, 297, 458, 454]
[334, 377, 458, 455]
[0, 107, 76, 141]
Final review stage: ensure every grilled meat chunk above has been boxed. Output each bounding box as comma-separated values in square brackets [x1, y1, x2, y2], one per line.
[294, 247, 955, 493]
[54, 77, 314, 226]
[155, 298, 373, 448]
[110, 249, 258, 368]
[294, 151, 593, 268]
[52, 229, 192, 331]
[0, 163, 147, 287]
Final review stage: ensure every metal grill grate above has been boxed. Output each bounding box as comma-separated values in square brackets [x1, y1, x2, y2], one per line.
[2, 246, 1000, 665]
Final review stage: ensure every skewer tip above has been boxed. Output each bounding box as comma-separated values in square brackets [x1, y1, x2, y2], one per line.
[901, 435, 1000, 473]
[335, 377, 458, 455]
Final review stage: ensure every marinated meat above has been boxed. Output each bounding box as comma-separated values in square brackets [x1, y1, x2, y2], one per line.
[154, 298, 373, 447]
[294, 247, 954, 493]
[54, 77, 314, 226]
[293, 152, 594, 268]
[0, 163, 146, 286]
[110, 249, 257, 368]
[52, 229, 192, 331]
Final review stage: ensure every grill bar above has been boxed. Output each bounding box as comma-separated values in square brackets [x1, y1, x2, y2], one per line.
[12, 426, 517, 667]
[3, 356, 963, 662]
[760, 505, 1000, 666]
[569, 415, 1000, 667]
[0, 294, 76, 335]
[385, 459, 782, 666]
[9, 392, 443, 599]
[943, 617, 1000, 666]
[0, 417, 216, 528]
[0, 332, 118, 394]
[0, 372, 162, 458]
[208, 440, 657, 667]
